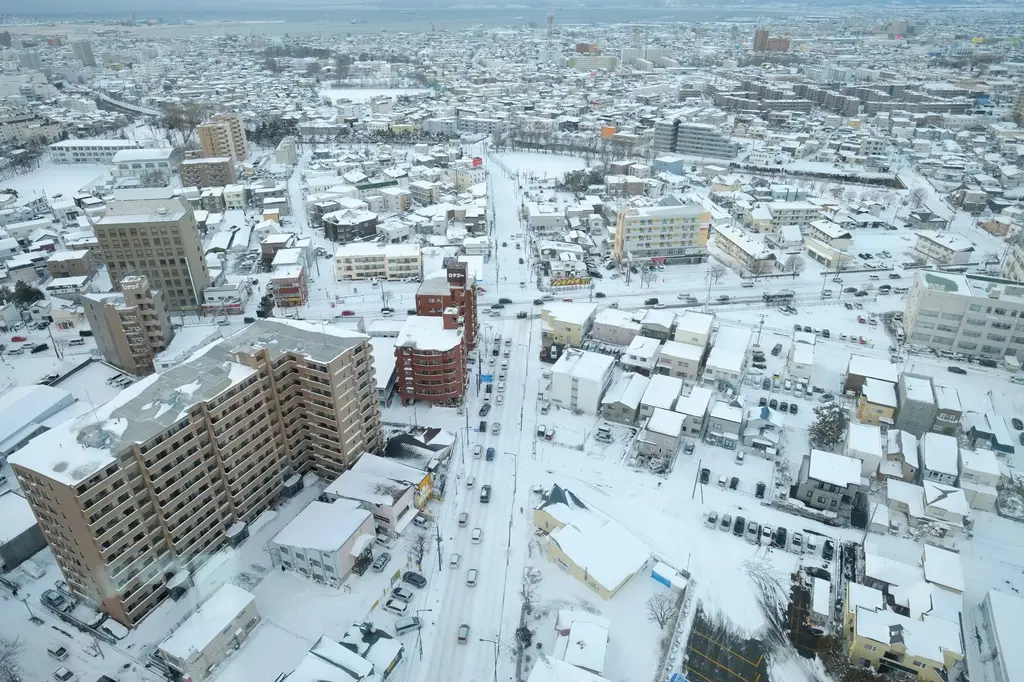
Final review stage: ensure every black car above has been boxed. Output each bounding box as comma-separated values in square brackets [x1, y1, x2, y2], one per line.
[491, 303, 504, 309]
[589, 271, 603, 279]
[752, 361, 767, 370]
[644, 297, 659, 306]
[479, 403, 491, 417]
[761, 378, 771, 390]
[498, 297, 512, 304]
[774, 526, 787, 549]
[755, 482, 766, 499]
[729, 477, 739, 490]
[629, 266, 639, 274]
[844, 302, 854, 310]
[486, 447, 495, 461]
[1013, 418, 1023, 431]
[479, 420, 487, 432]
[822, 539, 835, 562]
[771, 343, 783, 356]
[978, 358, 998, 368]
[779, 401, 789, 412]
[888, 272, 901, 279]
[822, 329, 830, 338]
[31, 343, 48, 354]
[843, 287, 858, 293]
[518, 258, 525, 264]
[805, 567, 831, 581]
[595, 292, 606, 298]
[947, 366, 967, 375]
[854, 290, 869, 297]
[1019, 432, 1024, 446]
[244, 316, 256, 323]
[700, 468, 710, 484]
[789, 403, 798, 414]
[480, 484, 491, 503]
[516, 311, 528, 319]
[769, 398, 778, 410]
[758, 397, 767, 407]
[533, 299, 543, 305]
[732, 516, 745, 536]
[485, 384, 493, 394]
[403, 571, 427, 588]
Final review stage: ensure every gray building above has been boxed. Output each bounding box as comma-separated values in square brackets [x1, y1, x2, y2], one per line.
[895, 373, 937, 437]
[796, 450, 866, 512]
[652, 118, 738, 159]
[0, 491, 46, 571]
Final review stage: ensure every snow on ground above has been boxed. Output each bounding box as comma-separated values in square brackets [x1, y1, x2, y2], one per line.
[2, 161, 110, 200]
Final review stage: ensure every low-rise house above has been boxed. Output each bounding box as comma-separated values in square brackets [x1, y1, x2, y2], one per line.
[637, 408, 685, 459]
[958, 448, 1000, 511]
[673, 310, 714, 349]
[882, 430, 919, 482]
[674, 386, 714, 438]
[787, 331, 815, 381]
[923, 481, 970, 533]
[856, 379, 897, 426]
[847, 605, 963, 682]
[706, 400, 743, 449]
[980, 589, 1024, 682]
[741, 405, 783, 453]
[914, 230, 975, 265]
[549, 349, 615, 415]
[920, 433, 959, 485]
[702, 327, 750, 390]
[797, 450, 866, 512]
[156, 584, 260, 682]
[904, 211, 950, 230]
[656, 340, 703, 380]
[846, 423, 884, 477]
[600, 372, 649, 426]
[552, 611, 611, 676]
[712, 224, 777, 274]
[591, 308, 642, 346]
[895, 374, 938, 437]
[638, 308, 675, 341]
[639, 374, 683, 421]
[322, 471, 417, 536]
[620, 336, 661, 375]
[272, 499, 376, 587]
[844, 355, 899, 396]
[963, 410, 1016, 457]
[533, 485, 650, 599]
[932, 385, 962, 436]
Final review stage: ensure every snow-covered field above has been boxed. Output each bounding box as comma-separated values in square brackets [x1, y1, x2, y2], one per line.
[2, 162, 110, 201]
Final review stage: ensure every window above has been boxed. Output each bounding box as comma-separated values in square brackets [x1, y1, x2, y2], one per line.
[863, 644, 877, 652]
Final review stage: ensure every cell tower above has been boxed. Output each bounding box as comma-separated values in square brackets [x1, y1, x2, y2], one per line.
[546, 3, 554, 48]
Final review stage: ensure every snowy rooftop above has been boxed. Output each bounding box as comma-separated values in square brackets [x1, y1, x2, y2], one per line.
[959, 448, 999, 477]
[554, 616, 610, 674]
[902, 374, 934, 404]
[660, 339, 703, 362]
[710, 400, 743, 424]
[923, 481, 970, 518]
[158, 584, 255, 661]
[706, 327, 750, 373]
[624, 335, 661, 362]
[593, 308, 641, 331]
[647, 408, 685, 437]
[333, 241, 418, 258]
[600, 372, 649, 410]
[847, 582, 885, 616]
[552, 350, 614, 382]
[933, 385, 962, 412]
[887, 480, 926, 519]
[675, 386, 714, 418]
[848, 354, 899, 383]
[396, 315, 462, 352]
[369, 337, 397, 391]
[640, 308, 675, 329]
[0, 491, 39, 544]
[887, 430, 919, 469]
[0, 385, 72, 453]
[46, 249, 90, 262]
[864, 550, 923, 589]
[272, 499, 371, 552]
[543, 302, 597, 326]
[352, 453, 427, 485]
[323, 470, 410, 506]
[641, 374, 683, 410]
[808, 449, 862, 489]
[982, 589, 1024, 682]
[922, 544, 965, 593]
[848, 423, 883, 457]
[675, 310, 714, 337]
[216, 318, 369, 364]
[855, 607, 963, 663]
[526, 655, 612, 682]
[921, 433, 959, 476]
[917, 230, 975, 252]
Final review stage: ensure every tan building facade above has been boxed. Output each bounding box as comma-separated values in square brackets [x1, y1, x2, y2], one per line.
[92, 195, 211, 311]
[8, 319, 382, 627]
[180, 156, 236, 188]
[197, 113, 247, 161]
[82, 275, 175, 376]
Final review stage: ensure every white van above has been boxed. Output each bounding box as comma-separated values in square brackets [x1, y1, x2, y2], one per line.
[466, 476, 475, 489]
[473, 445, 482, 458]
[466, 569, 478, 586]
[450, 553, 461, 568]
[394, 616, 422, 635]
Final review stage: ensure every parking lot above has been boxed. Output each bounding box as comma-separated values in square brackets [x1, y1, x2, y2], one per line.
[685, 606, 770, 682]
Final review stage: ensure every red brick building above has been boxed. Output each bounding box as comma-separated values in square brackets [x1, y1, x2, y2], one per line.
[414, 261, 478, 349]
[395, 310, 467, 406]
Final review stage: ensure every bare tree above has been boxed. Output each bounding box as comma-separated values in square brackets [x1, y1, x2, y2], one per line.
[983, 250, 1001, 264]
[909, 187, 927, 209]
[408, 531, 430, 570]
[646, 591, 677, 630]
[784, 254, 806, 273]
[161, 101, 211, 148]
[0, 636, 25, 682]
[520, 566, 543, 614]
[706, 263, 727, 285]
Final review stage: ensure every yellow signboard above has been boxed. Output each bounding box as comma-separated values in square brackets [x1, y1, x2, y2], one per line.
[550, 277, 592, 287]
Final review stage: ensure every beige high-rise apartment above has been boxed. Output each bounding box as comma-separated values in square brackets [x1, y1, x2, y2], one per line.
[196, 113, 247, 161]
[9, 319, 382, 627]
[82, 275, 175, 376]
[92, 194, 211, 311]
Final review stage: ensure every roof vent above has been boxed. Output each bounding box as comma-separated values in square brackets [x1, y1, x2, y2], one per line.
[155, 206, 168, 215]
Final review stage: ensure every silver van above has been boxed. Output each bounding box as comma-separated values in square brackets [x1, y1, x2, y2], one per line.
[394, 616, 421, 635]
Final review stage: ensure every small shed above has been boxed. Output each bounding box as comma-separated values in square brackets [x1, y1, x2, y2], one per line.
[651, 560, 690, 595]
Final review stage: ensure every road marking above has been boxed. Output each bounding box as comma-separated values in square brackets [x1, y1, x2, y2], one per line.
[689, 628, 762, 668]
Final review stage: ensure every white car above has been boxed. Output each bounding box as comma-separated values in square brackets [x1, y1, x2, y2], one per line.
[497, 382, 505, 393]
[450, 553, 461, 568]
[53, 668, 77, 682]
[383, 598, 409, 615]
[471, 528, 483, 543]
[496, 395, 504, 405]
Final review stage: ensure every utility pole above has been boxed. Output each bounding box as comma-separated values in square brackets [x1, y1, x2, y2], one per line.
[756, 314, 765, 347]
[435, 522, 442, 572]
[479, 638, 498, 682]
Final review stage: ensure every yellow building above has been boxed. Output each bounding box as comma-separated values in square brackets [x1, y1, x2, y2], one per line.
[847, 605, 964, 682]
[533, 485, 649, 600]
[855, 378, 897, 426]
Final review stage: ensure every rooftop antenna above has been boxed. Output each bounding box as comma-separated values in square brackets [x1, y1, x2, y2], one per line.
[546, 3, 554, 49]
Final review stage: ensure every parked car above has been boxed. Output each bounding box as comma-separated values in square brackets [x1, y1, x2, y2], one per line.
[947, 366, 967, 375]
[31, 343, 49, 354]
[979, 358, 998, 368]
[819, 393, 835, 403]
[720, 513, 732, 532]
[53, 667, 77, 682]
[760, 525, 773, 545]
[791, 533, 803, 554]
[729, 476, 739, 490]
[403, 571, 427, 588]
[700, 468, 710, 484]
[774, 526, 787, 549]
[789, 403, 798, 414]
[755, 482, 766, 499]
[769, 398, 778, 410]
[732, 516, 745, 537]
[41, 590, 66, 609]
[761, 377, 771, 390]
[372, 552, 391, 572]
[383, 598, 409, 615]
[479, 403, 491, 416]
[771, 343, 783, 356]
[745, 519, 759, 543]
[822, 539, 835, 562]
[706, 511, 718, 529]
[471, 528, 483, 544]
[391, 586, 415, 602]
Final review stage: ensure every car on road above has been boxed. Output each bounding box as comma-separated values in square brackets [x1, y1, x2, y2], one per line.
[341, 310, 355, 316]
[486, 447, 495, 461]
[720, 513, 732, 532]
[450, 553, 462, 568]
[1013, 418, 1024, 431]
[644, 297, 659, 305]
[479, 403, 491, 416]
[458, 624, 470, 643]
[979, 358, 998, 368]
[706, 511, 718, 528]
[31, 343, 48, 353]
[471, 528, 483, 543]
[458, 512, 469, 527]
[10, 335, 27, 343]
[372, 553, 391, 572]
[466, 569, 478, 586]
[771, 343, 783, 356]
[491, 422, 501, 435]
[732, 516, 745, 537]
[498, 297, 512, 304]
[403, 571, 427, 588]
[843, 287, 858, 293]
[480, 485, 491, 503]
[41, 590, 66, 609]
[700, 468, 710, 484]
[717, 295, 730, 302]
[735, 452, 744, 465]
[53, 667, 77, 682]
[947, 366, 967, 375]
[383, 598, 409, 615]
[595, 292, 606, 298]
[391, 586, 415, 602]
[889, 272, 902, 279]
[47, 644, 69, 661]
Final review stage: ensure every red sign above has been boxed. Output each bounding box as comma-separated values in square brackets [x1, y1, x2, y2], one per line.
[472, 157, 482, 167]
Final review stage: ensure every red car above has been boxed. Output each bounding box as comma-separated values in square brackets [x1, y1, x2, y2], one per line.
[341, 310, 355, 317]
[11, 336, 27, 343]
[562, 298, 573, 302]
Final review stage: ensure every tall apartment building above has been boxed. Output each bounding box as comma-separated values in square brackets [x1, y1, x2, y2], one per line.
[82, 275, 175, 376]
[904, 270, 1024, 360]
[71, 40, 96, 67]
[652, 118, 738, 159]
[753, 28, 769, 52]
[613, 199, 711, 264]
[8, 319, 382, 626]
[92, 194, 211, 311]
[414, 261, 478, 349]
[395, 311, 467, 406]
[197, 113, 247, 162]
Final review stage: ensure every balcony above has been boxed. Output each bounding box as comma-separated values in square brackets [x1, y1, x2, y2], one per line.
[90, 495, 136, 536]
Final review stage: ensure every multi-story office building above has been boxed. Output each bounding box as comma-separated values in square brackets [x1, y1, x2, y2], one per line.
[71, 40, 96, 67]
[179, 157, 236, 188]
[197, 113, 247, 162]
[322, 208, 379, 243]
[92, 194, 211, 310]
[49, 139, 147, 164]
[0, 107, 64, 147]
[651, 119, 738, 159]
[8, 319, 382, 626]
[110, 148, 179, 186]
[613, 199, 711, 264]
[904, 271, 1024, 359]
[414, 261, 478, 349]
[82, 275, 175, 376]
[333, 243, 422, 281]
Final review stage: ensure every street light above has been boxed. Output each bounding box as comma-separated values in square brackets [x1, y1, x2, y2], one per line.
[414, 608, 433, 661]
[479, 638, 498, 682]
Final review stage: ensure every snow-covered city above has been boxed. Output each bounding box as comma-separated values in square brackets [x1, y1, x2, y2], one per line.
[2, 5, 1024, 682]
